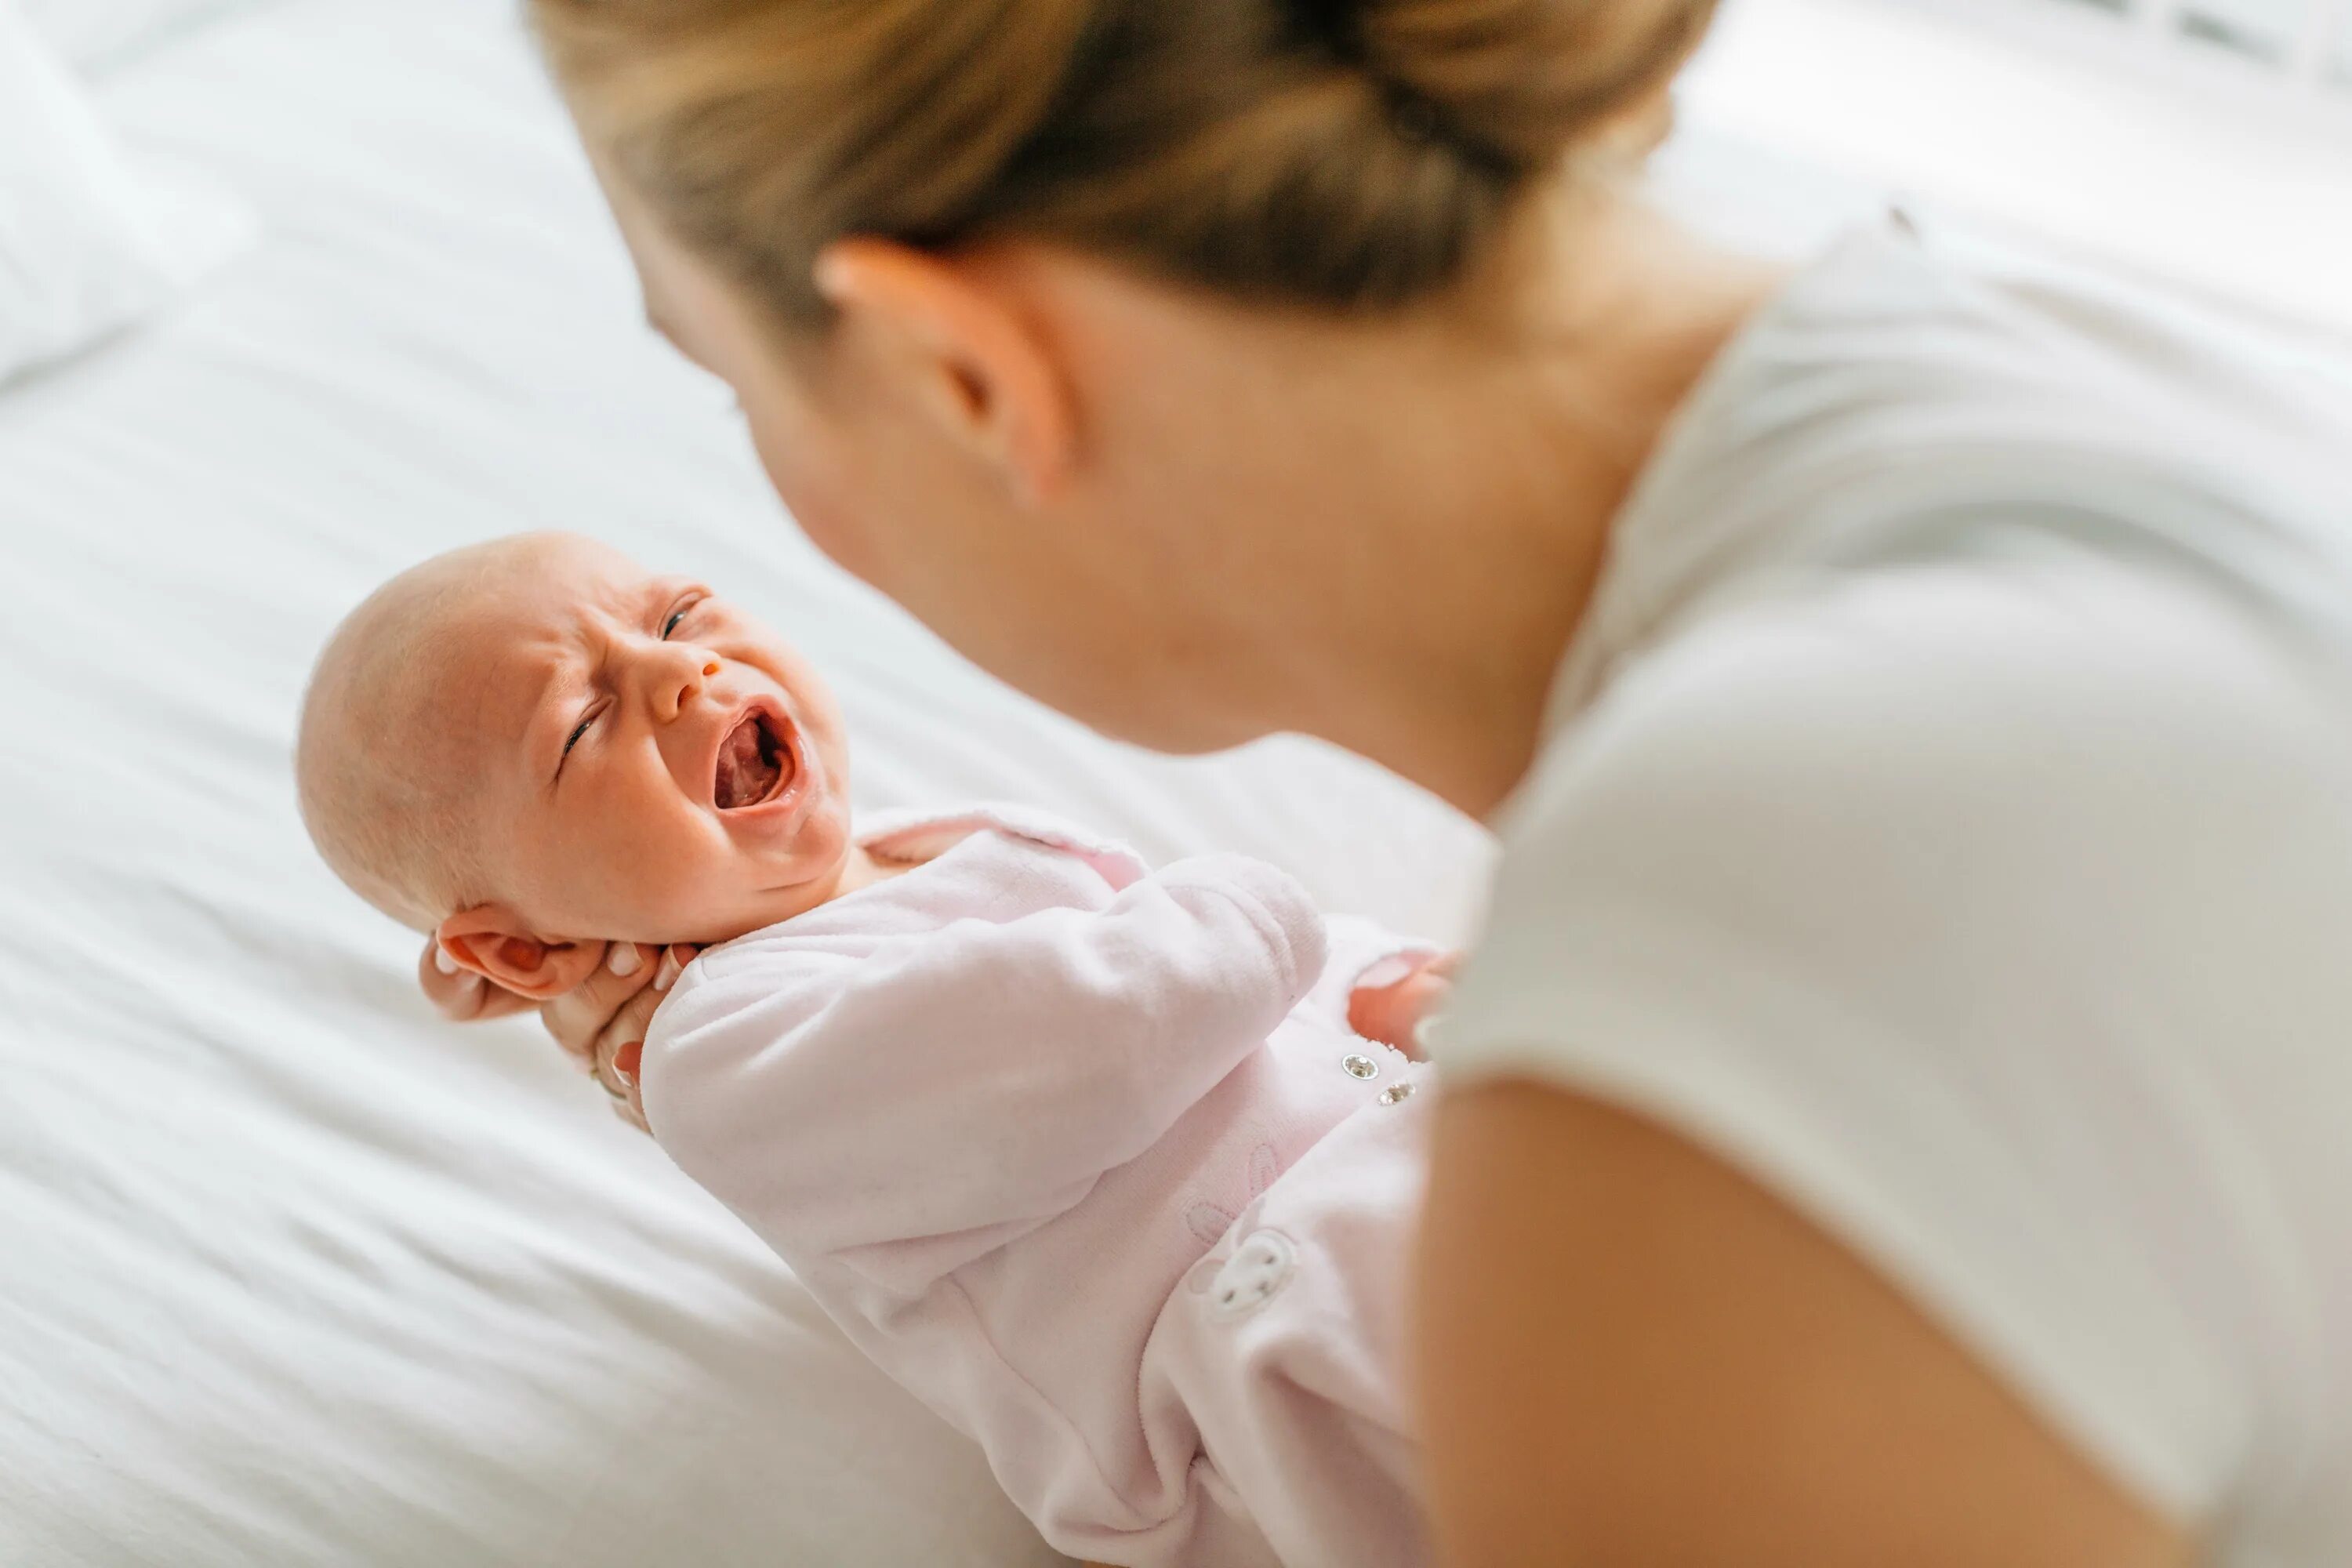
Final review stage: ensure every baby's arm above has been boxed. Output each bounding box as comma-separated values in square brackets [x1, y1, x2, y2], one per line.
[643, 854, 1327, 1283]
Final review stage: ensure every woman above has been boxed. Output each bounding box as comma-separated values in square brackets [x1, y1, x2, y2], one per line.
[428, 0, 2351, 1561]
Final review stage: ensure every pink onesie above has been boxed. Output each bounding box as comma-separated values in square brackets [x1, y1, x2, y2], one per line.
[641, 806, 1437, 1568]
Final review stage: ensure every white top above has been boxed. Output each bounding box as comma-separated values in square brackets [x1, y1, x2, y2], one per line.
[1437, 217, 2352, 1566]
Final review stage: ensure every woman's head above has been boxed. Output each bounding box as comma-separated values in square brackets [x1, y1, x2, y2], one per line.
[534, 0, 1707, 321]
[531, 0, 1717, 775]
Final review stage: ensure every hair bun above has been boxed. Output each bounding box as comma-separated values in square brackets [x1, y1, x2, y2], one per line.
[533, 0, 1713, 321]
[1351, 0, 1712, 174]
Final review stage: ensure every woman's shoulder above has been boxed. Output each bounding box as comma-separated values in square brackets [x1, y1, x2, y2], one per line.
[1461, 546, 2352, 1076]
[1526, 550, 2350, 851]
[1572, 219, 2352, 721]
[1439, 550, 2352, 1550]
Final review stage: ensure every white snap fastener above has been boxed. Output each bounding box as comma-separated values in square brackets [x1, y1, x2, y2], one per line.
[1208, 1230, 1296, 1320]
[1341, 1053, 1379, 1080]
[1377, 1080, 1415, 1106]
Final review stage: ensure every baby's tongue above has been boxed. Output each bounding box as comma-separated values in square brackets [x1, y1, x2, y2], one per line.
[715, 717, 779, 809]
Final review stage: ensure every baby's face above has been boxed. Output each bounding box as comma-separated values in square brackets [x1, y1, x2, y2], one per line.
[432, 536, 855, 948]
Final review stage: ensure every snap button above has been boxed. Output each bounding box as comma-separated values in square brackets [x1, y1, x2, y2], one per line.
[1208, 1230, 1296, 1320]
[1341, 1053, 1379, 1080]
[1377, 1080, 1415, 1106]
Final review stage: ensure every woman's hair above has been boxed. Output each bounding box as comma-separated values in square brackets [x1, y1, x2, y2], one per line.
[530, 0, 1714, 323]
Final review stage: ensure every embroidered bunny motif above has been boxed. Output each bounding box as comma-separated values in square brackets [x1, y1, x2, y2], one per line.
[1184, 1142, 1283, 1248]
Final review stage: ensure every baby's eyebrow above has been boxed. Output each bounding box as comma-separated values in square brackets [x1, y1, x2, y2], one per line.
[522, 653, 579, 790]
[525, 680, 561, 790]
[638, 576, 702, 626]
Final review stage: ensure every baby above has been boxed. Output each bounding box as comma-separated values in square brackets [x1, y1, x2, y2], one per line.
[297, 533, 1450, 1568]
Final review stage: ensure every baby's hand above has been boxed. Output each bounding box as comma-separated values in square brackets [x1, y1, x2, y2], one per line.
[1347, 950, 1459, 1062]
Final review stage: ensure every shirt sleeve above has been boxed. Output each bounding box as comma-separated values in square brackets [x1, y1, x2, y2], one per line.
[641, 852, 1327, 1290]
[1436, 561, 2343, 1526]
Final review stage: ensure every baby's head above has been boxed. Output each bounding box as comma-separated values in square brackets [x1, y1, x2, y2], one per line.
[297, 532, 855, 999]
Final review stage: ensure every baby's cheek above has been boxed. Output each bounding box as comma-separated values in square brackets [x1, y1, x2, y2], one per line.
[535, 804, 708, 942]
[635, 832, 730, 932]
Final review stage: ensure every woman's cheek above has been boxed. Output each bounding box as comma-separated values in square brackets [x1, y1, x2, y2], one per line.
[775, 477, 882, 588]
[740, 404, 892, 586]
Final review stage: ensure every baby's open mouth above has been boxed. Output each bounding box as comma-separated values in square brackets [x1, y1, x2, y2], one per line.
[713, 710, 794, 811]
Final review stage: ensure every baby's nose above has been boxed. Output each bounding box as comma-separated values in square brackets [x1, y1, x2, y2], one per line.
[659, 655, 722, 720]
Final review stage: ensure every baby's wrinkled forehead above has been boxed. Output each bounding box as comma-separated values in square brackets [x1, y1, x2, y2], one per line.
[297, 533, 668, 929]
[398, 534, 652, 753]
[311, 532, 653, 786]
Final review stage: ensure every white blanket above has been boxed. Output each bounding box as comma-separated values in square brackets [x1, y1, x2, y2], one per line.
[0, 0, 252, 386]
[0, 2, 1493, 1564]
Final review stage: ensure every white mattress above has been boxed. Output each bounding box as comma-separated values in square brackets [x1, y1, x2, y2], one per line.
[0, 4, 1496, 1564]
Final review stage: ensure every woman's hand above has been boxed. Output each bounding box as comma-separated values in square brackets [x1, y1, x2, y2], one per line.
[1348, 950, 1460, 1060]
[417, 935, 696, 1134]
[418, 935, 538, 1022]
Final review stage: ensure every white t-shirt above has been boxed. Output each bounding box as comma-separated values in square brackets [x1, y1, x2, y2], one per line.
[1437, 217, 2352, 1566]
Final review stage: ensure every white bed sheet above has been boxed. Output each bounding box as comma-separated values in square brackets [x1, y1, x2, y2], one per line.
[0, 3, 1495, 1565]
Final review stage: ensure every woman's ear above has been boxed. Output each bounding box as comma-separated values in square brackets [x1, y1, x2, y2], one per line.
[434, 906, 604, 1001]
[813, 238, 1076, 506]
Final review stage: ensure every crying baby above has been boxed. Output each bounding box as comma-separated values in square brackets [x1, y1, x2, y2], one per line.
[296, 532, 1455, 1568]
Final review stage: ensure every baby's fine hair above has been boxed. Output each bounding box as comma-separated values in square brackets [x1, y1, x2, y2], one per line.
[294, 540, 533, 932]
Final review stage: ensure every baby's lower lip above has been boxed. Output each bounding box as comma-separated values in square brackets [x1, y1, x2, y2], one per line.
[765, 742, 815, 826]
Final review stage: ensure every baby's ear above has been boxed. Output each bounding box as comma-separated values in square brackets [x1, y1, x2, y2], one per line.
[435, 906, 603, 1000]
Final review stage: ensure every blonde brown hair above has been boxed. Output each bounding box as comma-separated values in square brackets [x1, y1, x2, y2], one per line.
[530, 0, 1713, 324]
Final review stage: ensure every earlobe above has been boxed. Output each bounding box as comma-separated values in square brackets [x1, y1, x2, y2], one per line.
[814, 238, 1076, 506]
[435, 907, 602, 1000]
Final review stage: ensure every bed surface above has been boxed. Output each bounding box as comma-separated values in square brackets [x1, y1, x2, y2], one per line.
[0, 3, 1494, 1563]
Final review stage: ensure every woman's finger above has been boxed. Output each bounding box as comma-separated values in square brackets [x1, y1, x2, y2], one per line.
[538, 941, 662, 1062]
[589, 980, 671, 1134]
[606, 1085, 650, 1135]
[417, 936, 535, 1022]
[594, 1023, 650, 1134]
[583, 946, 690, 1091]
[588, 985, 662, 1096]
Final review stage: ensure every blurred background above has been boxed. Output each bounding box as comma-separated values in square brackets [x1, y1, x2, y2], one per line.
[1658, 0, 2352, 347]
[2, 2, 2344, 1565]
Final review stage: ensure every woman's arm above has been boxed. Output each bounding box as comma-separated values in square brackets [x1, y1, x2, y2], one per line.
[1414, 1080, 2193, 1568]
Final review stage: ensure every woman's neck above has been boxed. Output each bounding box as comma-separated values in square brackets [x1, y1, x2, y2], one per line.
[1264, 200, 1784, 819]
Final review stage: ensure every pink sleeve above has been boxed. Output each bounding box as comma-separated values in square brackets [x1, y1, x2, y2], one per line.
[641, 854, 1327, 1287]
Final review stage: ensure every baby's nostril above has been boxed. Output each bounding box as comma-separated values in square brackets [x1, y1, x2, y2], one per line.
[701, 662, 720, 677]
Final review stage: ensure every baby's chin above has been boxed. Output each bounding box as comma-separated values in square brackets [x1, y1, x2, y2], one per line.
[686, 809, 859, 946]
